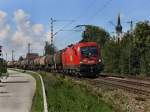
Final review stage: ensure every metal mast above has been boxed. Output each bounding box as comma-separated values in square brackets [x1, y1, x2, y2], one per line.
[51, 18, 54, 45]
[6, 53, 7, 62]
[127, 20, 133, 33]
[0, 45, 2, 57]
[28, 43, 31, 54]
[12, 50, 14, 62]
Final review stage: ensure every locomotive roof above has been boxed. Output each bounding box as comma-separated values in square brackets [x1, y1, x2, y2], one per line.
[62, 42, 98, 51]
[67, 42, 97, 47]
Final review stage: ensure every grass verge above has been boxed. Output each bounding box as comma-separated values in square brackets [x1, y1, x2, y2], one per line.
[29, 71, 44, 112]
[41, 72, 114, 112]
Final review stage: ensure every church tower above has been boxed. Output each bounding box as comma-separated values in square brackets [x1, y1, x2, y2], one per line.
[115, 13, 122, 42]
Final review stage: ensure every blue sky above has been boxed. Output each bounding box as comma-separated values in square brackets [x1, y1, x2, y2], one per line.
[0, 0, 150, 60]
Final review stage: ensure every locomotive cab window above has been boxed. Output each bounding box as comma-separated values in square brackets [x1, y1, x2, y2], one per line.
[80, 46, 98, 58]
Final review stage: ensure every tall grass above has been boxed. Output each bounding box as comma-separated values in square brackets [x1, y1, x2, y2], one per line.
[30, 72, 44, 112]
[42, 73, 114, 112]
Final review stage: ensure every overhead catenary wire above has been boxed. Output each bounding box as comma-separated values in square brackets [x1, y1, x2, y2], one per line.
[59, 0, 113, 33]
[86, 0, 113, 23]
[53, 20, 75, 36]
[50, 0, 99, 47]
[51, 0, 115, 49]
[53, 0, 99, 37]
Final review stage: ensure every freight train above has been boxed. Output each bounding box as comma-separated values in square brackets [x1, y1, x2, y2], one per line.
[9, 42, 103, 77]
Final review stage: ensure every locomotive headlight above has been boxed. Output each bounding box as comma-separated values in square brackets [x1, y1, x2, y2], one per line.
[98, 59, 101, 62]
[80, 61, 83, 64]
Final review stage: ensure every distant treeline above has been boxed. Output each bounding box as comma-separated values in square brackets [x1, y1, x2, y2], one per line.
[80, 21, 150, 76]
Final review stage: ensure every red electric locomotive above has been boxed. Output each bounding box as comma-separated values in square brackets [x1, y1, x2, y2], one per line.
[62, 42, 103, 76]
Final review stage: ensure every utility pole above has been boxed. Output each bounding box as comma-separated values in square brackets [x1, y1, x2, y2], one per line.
[127, 20, 133, 73]
[6, 53, 7, 62]
[0, 46, 2, 57]
[126, 20, 134, 74]
[127, 20, 133, 32]
[27, 43, 31, 66]
[50, 18, 74, 45]
[28, 43, 31, 54]
[12, 50, 14, 62]
[51, 18, 54, 45]
[44, 18, 55, 56]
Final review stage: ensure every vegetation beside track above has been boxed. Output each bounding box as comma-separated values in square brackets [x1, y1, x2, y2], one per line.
[9, 69, 44, 112]
[72, 77, 150, 112]
[28, 71, 44, 112]
[41, 72, 114, 112]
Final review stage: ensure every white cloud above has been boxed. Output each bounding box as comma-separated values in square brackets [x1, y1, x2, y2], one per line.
[0, 10, 11, 40]
[0, 9, 48, 60]
[0, 24, 11, 39]
[0, 10, 7, 24]
[14, 9, 31, 33]
[12, 31, 32, 47]
[32, 24, 44, 35]
[45, 31, 51, 43]
[14, 9, 29, 23]
[12, 9, 32, 47]
[11, 9, 47, 56]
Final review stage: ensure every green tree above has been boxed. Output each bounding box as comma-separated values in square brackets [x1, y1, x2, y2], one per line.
[102, 40, 121, 73]
[44, 41, 57, 55]
[119, 32, 132, 74]
[133, 21, 150, 75]
[19, 56, 24, 61]
[81, 25, 110, 48]
[130, 47, 141, 75]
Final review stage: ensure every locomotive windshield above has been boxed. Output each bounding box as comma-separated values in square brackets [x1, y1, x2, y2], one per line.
[80, 46, 98, 58]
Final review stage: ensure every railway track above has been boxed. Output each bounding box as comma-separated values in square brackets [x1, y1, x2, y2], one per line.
[100, 73, 150, 82]
[102, 77, 150, 88]
[59, 73, 150, 96]
[83, 76, 150, 96]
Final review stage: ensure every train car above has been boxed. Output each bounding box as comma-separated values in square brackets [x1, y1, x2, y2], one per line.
[7, 61, 14, 68]
[39, 56, 46, 70]
[26, 53, 39, 70]
[13, 61, 18, 68]
[20, 60, 25, 69]
[28, 59, 35, 70]
[54, 51, 63, 71]
[62, 42, 102, 76]
[45, 55, 54, 70]
[33, 57, 41, 70]
[21, 59, 29, 69]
